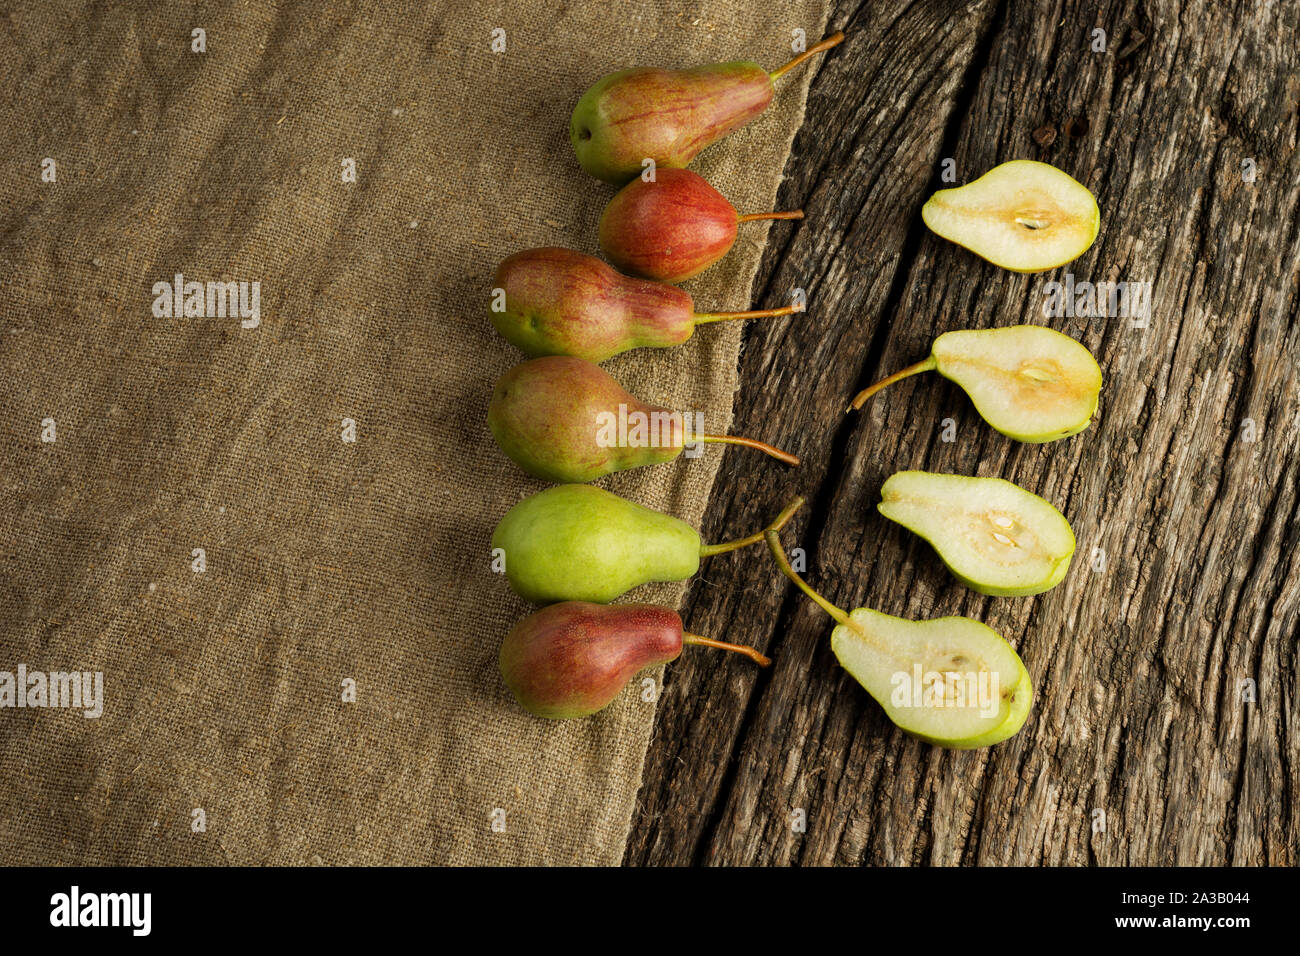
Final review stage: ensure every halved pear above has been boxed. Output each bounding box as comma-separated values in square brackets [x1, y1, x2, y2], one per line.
[764, 524, 1034, 748]
[849, 325, 1102, 442]
[933, 326, 1102, 441]
[833, 609, 1033, 747]
[922, 160, 1099, 272]
[878, 471, 1075, 596]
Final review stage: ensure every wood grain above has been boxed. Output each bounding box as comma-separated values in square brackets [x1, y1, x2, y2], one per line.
[626, 0, 1300, 866]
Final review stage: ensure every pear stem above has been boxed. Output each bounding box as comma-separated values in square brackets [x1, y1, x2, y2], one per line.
[693, 303, 801, 325]
[769, 31, 846, 82]
[700, 495, 806, 557]
[847, 356, 938, 412]
[682, 632, 771, 667]
[736, 210, 804, 224]
[764, 528, 856, 630]
[693, 433, 800, 467]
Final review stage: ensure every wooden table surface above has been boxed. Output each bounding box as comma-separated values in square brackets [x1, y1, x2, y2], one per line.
[625, 0, 1299, 866]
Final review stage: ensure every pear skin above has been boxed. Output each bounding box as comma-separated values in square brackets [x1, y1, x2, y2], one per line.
[488, 356, 798, 483]
[922, 160, 1100, 272]
[500, 603, 685, 718]
[570, 33, 845, 185]
[492, 488, 807, 606]
[490, 247, 802, 361]
[599, 169, 739, 282]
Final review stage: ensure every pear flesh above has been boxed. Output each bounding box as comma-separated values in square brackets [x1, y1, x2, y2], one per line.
[933, 326, 1103, 442]
[764, 525, 1032, 747]
[492, 484, 701, 605]
[878, 471, 1075, 597]
[832, 609, 1033, 748]
[922, 160, 1100, 272]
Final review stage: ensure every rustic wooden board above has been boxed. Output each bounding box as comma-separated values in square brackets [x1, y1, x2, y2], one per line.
[626, 0, 1300, 865]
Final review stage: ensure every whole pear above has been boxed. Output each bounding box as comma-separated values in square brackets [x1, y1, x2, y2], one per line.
[491, 248, 691, 360]
[500, 601, 768, 719]
[599, 169, 802, 282]
[572, 64, 771, 185]
[571, 32, 845, 185]
[490, 248, 799, 361]
[492, 486, 804, 605]
[492, 485, 702, 604]
[488, 356, 799, 482]
[489, 356, 682, 482]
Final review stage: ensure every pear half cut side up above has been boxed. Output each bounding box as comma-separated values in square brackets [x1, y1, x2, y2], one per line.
[849, 325, 1103, 443]
[922, 160, 1100, 272]
[878, 471, 1076, 597]
[764, 521, 1033, 748]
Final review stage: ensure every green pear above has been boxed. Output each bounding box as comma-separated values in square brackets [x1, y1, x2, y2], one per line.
[492, 486, 803, 605]
[922, 160, 1100, 272]
[571, 33, 845, 185]
[489, 356, 798, 483]
[490, 248, 800, 362]
[877, 471, 1075, 597]
[849, 325, 1103, 443]
[765, 523, 1032, 748]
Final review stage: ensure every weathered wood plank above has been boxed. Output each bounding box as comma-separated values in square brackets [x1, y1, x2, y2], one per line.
[627, 0, 1300, 866]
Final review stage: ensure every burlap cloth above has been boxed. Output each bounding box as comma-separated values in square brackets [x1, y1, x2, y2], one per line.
[0, 1, 828, 864]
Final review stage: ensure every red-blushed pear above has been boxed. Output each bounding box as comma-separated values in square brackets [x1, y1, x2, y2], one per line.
[764, 516, 1033, 748]
[488, 356, 799, 483]
[570, 32, 846, 185]
[598, 168, 803, 283]
[490, 247, 801, 362]
[500, 602, 769, 719]
[921, 160, 1100, 272]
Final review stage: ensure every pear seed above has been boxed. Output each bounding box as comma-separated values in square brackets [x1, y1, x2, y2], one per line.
[1020, 365, 1057, 383]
